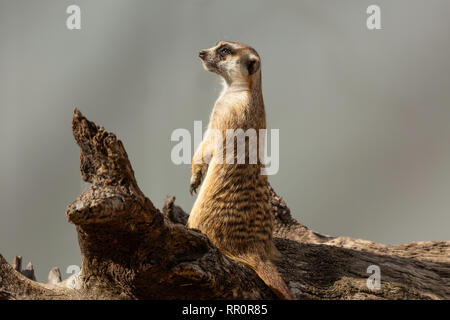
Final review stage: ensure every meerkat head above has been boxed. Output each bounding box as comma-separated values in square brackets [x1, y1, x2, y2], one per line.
[198, 41, 261, 85]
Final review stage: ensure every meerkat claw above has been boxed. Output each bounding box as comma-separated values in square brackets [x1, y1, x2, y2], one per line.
[189, 176, 199, 195]
[189, 185, 196, 196]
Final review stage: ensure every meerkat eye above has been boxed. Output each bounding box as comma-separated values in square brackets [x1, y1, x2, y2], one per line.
[218, 46, 232, 57]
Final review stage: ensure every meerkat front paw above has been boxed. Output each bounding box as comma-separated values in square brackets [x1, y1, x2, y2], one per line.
[190, 170, 202, 195]
[190, 164, 208, 195]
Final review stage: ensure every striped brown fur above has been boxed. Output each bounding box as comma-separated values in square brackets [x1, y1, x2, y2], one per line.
[188, 41, 292, 299]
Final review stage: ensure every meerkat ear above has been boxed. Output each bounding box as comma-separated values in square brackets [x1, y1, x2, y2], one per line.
[243, 54, 260, 75]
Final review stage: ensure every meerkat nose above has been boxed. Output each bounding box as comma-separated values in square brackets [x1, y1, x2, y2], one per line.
[198, 50, 207, 59]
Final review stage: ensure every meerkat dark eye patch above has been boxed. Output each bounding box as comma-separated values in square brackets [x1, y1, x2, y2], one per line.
[217, 45, 233, 57]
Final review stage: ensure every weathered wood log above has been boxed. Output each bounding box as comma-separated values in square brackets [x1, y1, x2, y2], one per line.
[0, 109, 449, 300]
[12, 256, 22, 273]
[47, 267, 62, 285]
[9, 256, 37, 282]
[21, 262, 36, 282]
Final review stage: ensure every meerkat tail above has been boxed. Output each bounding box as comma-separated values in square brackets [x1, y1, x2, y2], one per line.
[230, 253, 293, 300]
[252, 258, 293, 300]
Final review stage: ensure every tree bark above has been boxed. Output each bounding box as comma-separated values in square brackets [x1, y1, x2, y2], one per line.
[1, 109, 449, 300]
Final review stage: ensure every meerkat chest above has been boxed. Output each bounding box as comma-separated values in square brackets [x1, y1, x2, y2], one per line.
[210, 91, 251, 129]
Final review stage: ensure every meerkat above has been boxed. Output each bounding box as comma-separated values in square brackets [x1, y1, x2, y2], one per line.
[187, 41, 292, 299]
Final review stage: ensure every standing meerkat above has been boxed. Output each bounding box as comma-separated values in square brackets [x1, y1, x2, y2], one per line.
[188, 41, 292, 299]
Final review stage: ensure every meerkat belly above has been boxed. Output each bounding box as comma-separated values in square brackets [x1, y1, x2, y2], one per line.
[188, 160, 272, 257]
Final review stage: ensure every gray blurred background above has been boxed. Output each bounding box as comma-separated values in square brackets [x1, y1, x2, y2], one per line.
[1, 0, 449, 282]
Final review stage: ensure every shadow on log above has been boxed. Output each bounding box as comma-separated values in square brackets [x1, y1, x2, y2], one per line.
[1, 109, 449, 299]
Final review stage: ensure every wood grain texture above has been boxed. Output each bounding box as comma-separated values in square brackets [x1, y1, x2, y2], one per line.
[0, 109, 448, 300]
